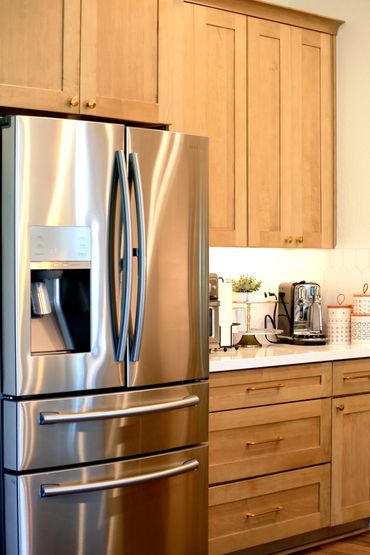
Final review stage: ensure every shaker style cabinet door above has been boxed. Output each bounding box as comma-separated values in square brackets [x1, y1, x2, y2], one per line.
[248, 17, 335, 248]
[331, 394, 370, 525]
[170, 3, 247, 246]
[248, 18, 291, 248]
[290, 27, 335, 248]
[80, 0, 170, 123]
[0, 0, 81, 113]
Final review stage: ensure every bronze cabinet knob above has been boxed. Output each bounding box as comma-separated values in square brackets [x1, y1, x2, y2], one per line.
[296, 236, 304, 244]
[69, 96, 79, 107]
[284, 236, 293, 244]
[86, 99, 97, 109]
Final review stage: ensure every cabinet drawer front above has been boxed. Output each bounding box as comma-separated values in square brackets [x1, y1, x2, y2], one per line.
[333, 359, 370, 395]
[209, 464, 330, 555]
[210, 363, 332, 411]
[209, 399, 330, 484]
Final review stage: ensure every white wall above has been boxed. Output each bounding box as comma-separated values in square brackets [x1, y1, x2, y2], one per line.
[210, 1, 370, 324]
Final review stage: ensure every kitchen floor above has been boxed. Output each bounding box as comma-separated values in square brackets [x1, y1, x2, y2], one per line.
[299, 532, 370, 553]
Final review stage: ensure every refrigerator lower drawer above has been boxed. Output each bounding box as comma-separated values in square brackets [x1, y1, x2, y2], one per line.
[3, 382, 208, 471]
[5, 445, 208, 555]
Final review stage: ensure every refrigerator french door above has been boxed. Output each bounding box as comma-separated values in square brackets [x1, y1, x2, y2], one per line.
[1, 118, 208, 396]
[0, 116, 209, 555]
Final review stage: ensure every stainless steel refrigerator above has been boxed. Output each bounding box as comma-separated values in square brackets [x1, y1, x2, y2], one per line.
[0, 116, 209, 555]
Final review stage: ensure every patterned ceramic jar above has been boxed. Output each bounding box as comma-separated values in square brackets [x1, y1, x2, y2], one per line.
[327, 295, 352, 344]
[351, 314, 370, 344]
[353, 283, 370, 314]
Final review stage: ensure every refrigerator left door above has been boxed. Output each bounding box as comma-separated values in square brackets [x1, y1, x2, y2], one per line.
[1, 116, 126, 396]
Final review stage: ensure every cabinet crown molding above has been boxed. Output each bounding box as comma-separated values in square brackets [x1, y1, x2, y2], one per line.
[185, 0, 345, 35]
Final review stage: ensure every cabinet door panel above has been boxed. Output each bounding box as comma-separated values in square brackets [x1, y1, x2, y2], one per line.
[248, 18, 335, 248]
[0, 0, 80, 112]
[80, 0, 167, 122]
[332, 394, 370, 525]
[176, 4, 247, 246]
[292, 28, 334, 247]
[248, 18, 292, 247]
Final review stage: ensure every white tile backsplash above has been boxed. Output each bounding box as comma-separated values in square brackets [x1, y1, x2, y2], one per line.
[210, 247, 370, 329]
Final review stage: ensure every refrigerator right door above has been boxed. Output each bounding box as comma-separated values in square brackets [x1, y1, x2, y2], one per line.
[125, 128, 208, 387]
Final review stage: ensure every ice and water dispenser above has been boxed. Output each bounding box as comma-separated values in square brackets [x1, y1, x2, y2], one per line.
[30, 226, 91, 355]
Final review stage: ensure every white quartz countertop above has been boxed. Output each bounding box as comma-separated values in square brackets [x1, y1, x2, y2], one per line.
[209, 343, 370, 372]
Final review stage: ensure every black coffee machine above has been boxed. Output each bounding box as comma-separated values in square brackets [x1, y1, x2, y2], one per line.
[277, 281, 326, 345]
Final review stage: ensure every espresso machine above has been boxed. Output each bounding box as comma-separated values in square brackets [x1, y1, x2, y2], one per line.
[277, 281, 326, 345]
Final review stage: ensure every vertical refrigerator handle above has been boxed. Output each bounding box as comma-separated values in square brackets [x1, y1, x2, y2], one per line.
[129, 152, 146, 362]
[108, 150, 132, 362]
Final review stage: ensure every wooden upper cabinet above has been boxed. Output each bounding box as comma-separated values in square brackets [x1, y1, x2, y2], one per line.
[248, 17, 335, 248]
[295, 28, 334, 248]
[170, 3, 247, 246]
[0, 0, 80, 113]
[248, 19, 291, 247]
[0, 0, 171, 123]
[80, 0, 168, 122]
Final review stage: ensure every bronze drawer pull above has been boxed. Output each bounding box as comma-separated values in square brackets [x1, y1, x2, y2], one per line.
[246, 383, 286, 392]
[246, 436, 284, 446]
[343, 373, 370, 381]
[336, 404, 345, 411]
[246, 505, 284, 518]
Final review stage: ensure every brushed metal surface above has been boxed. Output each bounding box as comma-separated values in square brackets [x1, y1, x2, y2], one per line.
[3, 382, 208, 471]
[1, 116, 125, 396]
[126, 128, 209, 387]
[4, 445, 208, 555]
[39, 458, 200, 496]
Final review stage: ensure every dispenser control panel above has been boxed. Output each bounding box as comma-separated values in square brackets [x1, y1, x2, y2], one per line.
[30, 226, 91, 262]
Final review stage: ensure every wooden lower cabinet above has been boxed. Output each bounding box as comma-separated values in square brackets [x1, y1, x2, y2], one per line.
[209, 398, 331, 484]
[332, 392, 370, 525]
[209, 362, 332, 412]
[209, 359, 370, 553]
[333, 358, 370, 396]
[209, 465, 331, 555]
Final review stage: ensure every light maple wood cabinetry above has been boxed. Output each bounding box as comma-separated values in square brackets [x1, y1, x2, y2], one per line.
[170, 1, 342, 247]
[210, 398, 330, 484]
[209, 358, 370, 553]
[0, 0, 172, 123]
[248, 18, 335, 248]
[0, 0, 81, 113]
[208, 362, 332, 554]
[169, 2, 247, 245]
[209, 465, 330, 555]
[331, 358, 370, 525]
[80, 0, 170, 122]
[209, 362, 332, 411]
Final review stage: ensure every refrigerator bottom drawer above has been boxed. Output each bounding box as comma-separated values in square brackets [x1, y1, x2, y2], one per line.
[5, 445, 208, 555]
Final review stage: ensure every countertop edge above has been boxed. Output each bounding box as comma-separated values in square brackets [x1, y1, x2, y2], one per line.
[209, 344, 370, 372]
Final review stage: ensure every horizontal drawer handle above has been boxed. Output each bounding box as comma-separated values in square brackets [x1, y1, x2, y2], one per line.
[343, 373, 370, 381]
[40, 459, 199, 497]
[246, 383, 286, 392]
[246, 436, 284, 446]
[39, 395, 199, 425]
[246, 505, 284, 518]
